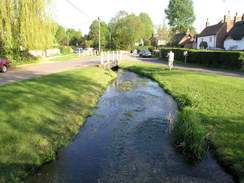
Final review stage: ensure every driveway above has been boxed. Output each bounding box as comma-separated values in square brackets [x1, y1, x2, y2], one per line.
[132, 56, 244, 79]
[0, 57, 100, 85]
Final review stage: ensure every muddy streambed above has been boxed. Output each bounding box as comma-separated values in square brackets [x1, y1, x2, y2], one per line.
[27, 71, 233, 183]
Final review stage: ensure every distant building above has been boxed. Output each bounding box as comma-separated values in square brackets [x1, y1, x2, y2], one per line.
[224, 15, 244, 50]
[150, 34, 167, 47]
[173, 32, 196, 49]
[196, 12, 241, 49]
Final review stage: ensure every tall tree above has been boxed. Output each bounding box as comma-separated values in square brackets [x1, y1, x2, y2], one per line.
[66, 29, 83, 46]
[139, 13, 154, 39]
[88, 20, 109, 49]
[0, 0, 55, 51]
[165, 0, 195, 32]
[111, 14, 145, 49]
[55, 24, 67, 45]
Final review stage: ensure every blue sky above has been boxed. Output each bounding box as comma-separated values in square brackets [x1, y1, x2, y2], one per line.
[52, 0, 244, 34]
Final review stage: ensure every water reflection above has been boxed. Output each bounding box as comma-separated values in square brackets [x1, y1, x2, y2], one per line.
[27, 71, 233, 183]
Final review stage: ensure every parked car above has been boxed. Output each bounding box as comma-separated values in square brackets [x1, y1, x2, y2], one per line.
[0, 58, 11, 73]
[139, 50, 146, 57]
[73, 47, 83, 54]
[142, 50, 152, 58]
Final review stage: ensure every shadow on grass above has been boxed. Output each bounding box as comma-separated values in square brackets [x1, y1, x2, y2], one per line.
[0, 69, 112, 182]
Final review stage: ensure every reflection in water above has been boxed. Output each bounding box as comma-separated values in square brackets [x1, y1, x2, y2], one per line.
[27, 71, 233, 183]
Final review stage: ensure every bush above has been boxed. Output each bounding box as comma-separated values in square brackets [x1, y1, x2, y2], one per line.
[0, 47, 38, 63]
[173, 107, 209, 160]
[59, 46, 73, 55]
[160, 48, 244, 69]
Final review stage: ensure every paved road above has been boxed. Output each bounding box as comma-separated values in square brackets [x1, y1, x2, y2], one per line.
[0, 57, 100, 85]
[132, 56, 244, 79]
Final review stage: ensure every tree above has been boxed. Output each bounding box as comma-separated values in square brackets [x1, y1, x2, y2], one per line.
[0, 0, 55, 51]
[110, 13, 146, 49]
[55, 24, 67, 45]
[66, 29, 83, 46]
[165, 0, 195, 32]
[88, 20, 109, 49]
[156, 22, 170, 42]
[139, 13, 154, 39]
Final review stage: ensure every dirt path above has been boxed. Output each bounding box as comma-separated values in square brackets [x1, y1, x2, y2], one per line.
[132, 56, 244, 79]
[0, 57, 100, 85]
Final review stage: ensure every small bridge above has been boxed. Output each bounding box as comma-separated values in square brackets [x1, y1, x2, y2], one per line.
[99, 51, 123, 69]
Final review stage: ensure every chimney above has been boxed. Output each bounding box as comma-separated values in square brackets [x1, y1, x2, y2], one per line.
[234, 12, 242, 24]
[224, 10, 231, 23]
[206, 18, 210, 27]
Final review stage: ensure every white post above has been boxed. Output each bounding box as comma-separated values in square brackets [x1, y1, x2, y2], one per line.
[100, 51, 104, 65]
[107, 51, 110, 63]
[112, 51, 115, 62]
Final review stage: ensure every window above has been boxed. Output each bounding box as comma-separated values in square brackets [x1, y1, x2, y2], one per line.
[209, 37, 212, 42]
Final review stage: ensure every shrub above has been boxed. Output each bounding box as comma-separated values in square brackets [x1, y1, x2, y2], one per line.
[173, 107, 209, 160]
[59, 46, 73, 55]
[0, 47, 38, 63]
[160, 47, 244, 69]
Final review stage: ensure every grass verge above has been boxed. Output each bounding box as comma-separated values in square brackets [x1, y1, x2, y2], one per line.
[0, 67, 116, 183]
[11, 54, 88, 67]
[120, 60, 244, 182]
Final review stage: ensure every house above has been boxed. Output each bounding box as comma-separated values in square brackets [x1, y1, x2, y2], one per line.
[224, 17, 244, 50]
[196, 12, 241, 49]
[173, 32, 196, 48]
[149, 34, 167, 47]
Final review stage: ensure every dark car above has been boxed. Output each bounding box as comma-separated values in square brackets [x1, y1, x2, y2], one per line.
[142, 50, 152, 58]
[0, 58, 11, 73]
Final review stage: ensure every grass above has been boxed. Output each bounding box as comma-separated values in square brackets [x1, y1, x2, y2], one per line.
[0, 67, 116, 183]
[120, 60, 244, 182]
[11, 54, 89, 67]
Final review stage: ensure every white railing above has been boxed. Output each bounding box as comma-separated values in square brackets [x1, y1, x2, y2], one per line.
[100, 51, 123, 67]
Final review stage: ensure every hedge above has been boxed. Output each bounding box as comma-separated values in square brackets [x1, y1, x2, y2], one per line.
[59, 46, 73, 55]
[160, 48, 244, 69]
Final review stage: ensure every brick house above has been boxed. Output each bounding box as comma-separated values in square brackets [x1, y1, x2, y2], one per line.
[197, 12, 240, 49]
[224, 15, 244, 50]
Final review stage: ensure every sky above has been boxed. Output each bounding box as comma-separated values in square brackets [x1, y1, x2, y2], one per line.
[52, 0, 244, 34]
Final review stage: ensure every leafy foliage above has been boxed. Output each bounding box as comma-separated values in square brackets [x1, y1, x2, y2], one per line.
[139, 13, 154, 40]
[160, 47, 244, 69]
[165, 0, 196, 32]
[88, 20, 109, 49]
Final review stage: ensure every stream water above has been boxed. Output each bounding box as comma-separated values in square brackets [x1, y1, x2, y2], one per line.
[27, 71, 233, 183]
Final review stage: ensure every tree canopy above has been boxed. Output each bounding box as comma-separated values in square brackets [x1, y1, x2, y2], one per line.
[88, 20, 109, 49]
[0, 0, 55, 50]
[165, 0, 196, 32]
[139, 13, 154, 39]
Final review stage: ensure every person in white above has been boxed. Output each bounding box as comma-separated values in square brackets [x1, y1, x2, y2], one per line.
[167, 51, 175, 70]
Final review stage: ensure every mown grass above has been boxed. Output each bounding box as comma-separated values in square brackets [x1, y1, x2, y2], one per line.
[11, 54, 87, 67]
[0, 67, 116, 183]
[120, 60, 244, 182]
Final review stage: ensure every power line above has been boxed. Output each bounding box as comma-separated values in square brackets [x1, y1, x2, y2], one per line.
[65, 0, 93, 19]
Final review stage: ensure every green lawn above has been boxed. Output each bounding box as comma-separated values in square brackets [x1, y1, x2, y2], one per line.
[120, 60, 244, 182]
[0, 67, 116, 183]
[11, 54, 89, 67]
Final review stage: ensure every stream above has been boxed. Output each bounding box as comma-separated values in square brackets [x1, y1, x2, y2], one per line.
[27, 71, 233, 183]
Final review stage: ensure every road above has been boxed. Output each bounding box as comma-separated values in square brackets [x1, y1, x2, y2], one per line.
[1, 55, 243, 86]
[132, 56, 244, 79]
[0, 57, 100, 85]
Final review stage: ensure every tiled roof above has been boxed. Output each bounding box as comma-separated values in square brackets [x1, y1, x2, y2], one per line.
[227, 21, 244, 40]
[198, 22, 225, 37]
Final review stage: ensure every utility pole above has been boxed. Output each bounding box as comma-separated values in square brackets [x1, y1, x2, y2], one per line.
[98, 17, 101, 53]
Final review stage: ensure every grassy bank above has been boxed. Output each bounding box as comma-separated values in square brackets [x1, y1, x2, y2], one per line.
[120, 60, 244, 182]
[11, 54, 87, 67]
[0, 67, 116, 182]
